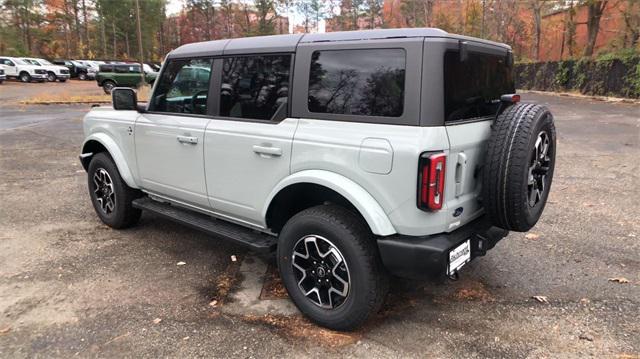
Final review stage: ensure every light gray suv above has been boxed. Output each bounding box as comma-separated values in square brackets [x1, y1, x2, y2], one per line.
[79, 28, 556, 330]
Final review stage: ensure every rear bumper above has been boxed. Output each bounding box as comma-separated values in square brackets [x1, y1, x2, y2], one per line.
[377, 216, 508, 279]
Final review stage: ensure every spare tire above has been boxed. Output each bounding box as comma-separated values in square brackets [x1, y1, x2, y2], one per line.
[482, 103, 556, 232]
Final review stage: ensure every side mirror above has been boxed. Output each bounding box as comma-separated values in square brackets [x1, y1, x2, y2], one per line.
[112, 88, 137, 111]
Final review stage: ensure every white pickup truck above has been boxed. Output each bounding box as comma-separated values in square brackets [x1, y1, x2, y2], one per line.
[0, 56, 48, 82]
[79, 28, 556, 330]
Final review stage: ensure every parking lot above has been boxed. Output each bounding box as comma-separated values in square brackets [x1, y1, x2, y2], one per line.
[0, 81, 638, 357]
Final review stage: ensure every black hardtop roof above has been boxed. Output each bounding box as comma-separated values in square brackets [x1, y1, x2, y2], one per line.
[167, 28, 511, 59]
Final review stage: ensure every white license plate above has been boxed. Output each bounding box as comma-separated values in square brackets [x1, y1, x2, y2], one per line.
[448, 239, 471, 275]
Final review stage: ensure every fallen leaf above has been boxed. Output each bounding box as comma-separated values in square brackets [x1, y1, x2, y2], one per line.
[183, 336, 190, 340]
[230, 255, 237, 262]
[209, 300, 218, 307]
[532, 295, 549, 303]
[0, 327, 10, 335]
[579, 334, 594, 342]
[176, 261, 186, 266]
[608, 277, 630, 284]
[525, 233, 540, 240]
[153, 318, 162, 324]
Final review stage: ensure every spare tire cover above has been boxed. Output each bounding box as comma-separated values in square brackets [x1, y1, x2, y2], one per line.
[482, 103, 556, 232]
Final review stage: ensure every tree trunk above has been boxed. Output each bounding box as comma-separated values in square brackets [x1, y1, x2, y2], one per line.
[112, 22, 117, 58]
[82, 0, 89, 55]
[532, 1, 543, 61]
[583, 1, 607, 57]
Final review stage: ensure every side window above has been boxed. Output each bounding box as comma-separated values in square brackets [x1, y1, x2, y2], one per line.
[220, 54, 291, 121]
[114, 66, 127, 73]
[149, 58, 213, 115]
[308, 49, 406, 117]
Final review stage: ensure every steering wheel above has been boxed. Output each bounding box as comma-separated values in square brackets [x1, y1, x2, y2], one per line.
[186, 90, 208, 114]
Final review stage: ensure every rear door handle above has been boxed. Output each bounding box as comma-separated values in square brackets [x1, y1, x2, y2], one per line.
[177, 135, 198, 144]
[252, 145, 282, 157]
[455, 153, 467, 197]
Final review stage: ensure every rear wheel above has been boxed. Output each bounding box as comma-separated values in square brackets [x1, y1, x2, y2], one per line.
[277, 205, 388, 331]
[19, 72, 31, 83]
[482, 103, 556, 232]
[87, 152, 142, 229]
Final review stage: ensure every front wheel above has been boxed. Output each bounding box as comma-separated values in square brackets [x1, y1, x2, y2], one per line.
[277, 205, 388, 331]
[102, 80, 116, 94]
[47, 72, 56, 82]
[78, 72, 87, 80]
[19, 72, 31, 83]
[87, 152, 142, 229]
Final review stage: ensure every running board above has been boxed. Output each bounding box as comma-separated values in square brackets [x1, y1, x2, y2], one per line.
[132, 197, 276, 253]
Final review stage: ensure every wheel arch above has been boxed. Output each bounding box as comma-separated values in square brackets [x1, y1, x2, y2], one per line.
[80, 134, 139, 189]
[263, 170, 396, 236]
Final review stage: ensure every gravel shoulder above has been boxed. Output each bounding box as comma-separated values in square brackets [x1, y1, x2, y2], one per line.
[0, 87, 638, 358]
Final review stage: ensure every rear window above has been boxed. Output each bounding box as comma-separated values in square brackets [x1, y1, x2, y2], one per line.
[308, 49, 405, 118]
[444, 51, 514, 122]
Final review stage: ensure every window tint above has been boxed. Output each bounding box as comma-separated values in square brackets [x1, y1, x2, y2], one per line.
[99, 64, 113, 72]
[149, 58, 213, 115]
[443, 51, 515, 122]
[308, 49, 405, 118]
[220, 54, 291, 121]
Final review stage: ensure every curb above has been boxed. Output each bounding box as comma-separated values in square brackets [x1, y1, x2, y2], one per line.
[519, 89, 640, 105]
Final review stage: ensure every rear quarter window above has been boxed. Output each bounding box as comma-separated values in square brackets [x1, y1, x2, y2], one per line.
[307, 49, 406, 118]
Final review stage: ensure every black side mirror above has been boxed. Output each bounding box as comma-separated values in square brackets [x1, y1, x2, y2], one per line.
[112, 88, 137, 111]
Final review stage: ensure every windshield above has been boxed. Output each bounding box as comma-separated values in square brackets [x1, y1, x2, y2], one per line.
[14, 58, 30, 65]
[38, 59, 53, 65]
[443, 50, 515, 122]
[71, 60, 84, 67]
[23, 59, 39, 65]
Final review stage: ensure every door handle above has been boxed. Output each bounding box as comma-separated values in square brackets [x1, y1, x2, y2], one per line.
[455, 153, 467, 197]
[177, 135, 198, 144]
[252, 145, 282, 157]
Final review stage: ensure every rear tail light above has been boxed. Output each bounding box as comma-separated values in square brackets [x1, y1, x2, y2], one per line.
[418, 152, 446, 211]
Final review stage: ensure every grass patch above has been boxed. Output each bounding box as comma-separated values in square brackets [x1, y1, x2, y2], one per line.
[20, 86, 150, 105]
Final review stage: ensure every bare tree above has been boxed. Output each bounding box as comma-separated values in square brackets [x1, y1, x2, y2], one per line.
[583, 0, 608, 57]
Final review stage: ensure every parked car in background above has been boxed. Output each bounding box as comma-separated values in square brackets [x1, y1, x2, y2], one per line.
[78, 60, 105, 72]
[53, 59, 95, 80]
[0, 68, 5, 83]
[96, 63, 157, 94]
[0, 56, 47, 82]
[21, 58, 70, 82]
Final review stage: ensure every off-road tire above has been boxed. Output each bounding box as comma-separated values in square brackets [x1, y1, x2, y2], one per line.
[19, 72, 31, 83]
[102, 80, 116, 94]
[277, 205, 389, 331]
[87, 152, 142, 229]
[482, 103, 556, 232]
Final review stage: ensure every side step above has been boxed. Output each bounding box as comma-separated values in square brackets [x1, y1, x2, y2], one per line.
[132, 197, 276, 253]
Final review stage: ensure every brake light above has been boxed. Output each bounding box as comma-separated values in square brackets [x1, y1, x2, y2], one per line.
[418, 153, 446, 211]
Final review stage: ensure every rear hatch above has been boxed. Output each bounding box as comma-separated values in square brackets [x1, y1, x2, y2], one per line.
[442, 47, 515, 230]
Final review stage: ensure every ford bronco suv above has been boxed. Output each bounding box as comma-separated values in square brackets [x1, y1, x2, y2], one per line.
[80, 28, 556, 330]
[96, 63, 158, 94]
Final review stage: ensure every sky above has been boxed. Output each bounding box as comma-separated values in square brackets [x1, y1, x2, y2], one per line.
[164, 0, 327, 34]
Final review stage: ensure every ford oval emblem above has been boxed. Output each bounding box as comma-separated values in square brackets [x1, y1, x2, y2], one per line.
[453, 207, 464, 217]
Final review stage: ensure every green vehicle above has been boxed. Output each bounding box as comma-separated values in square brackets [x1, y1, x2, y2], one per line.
[96, 63, 157, 94]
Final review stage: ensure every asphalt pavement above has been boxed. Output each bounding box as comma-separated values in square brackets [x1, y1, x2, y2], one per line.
[0, 81, 638, 358]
